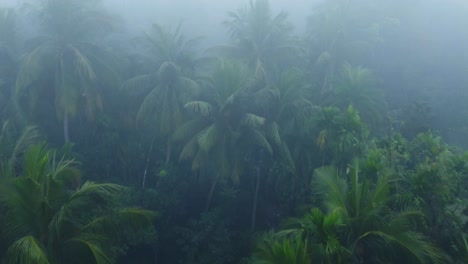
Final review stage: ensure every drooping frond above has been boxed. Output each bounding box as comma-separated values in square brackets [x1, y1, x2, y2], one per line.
[65, 234, 114, 264]
[81, 208, 156, 234]
[71, 45, 96, 80]
[67, 182, 125, 208]
[279, 142, 296, 173]
[23, 143, 49, 183]
[356, 230, 444, 264]
[120, 74, 153, 96]
[197, 124, 220, 152]
[313, 167, 348, 214]
[179, 135, 199, 161]
[241, 113, 266, 128]
[265, 121, 281, 145]
[136, 86, 161, 124]
[184, 101, 213, 117]
[252, 231, 311, 264]
[248, 129, 273, 155]
[172, 118, 208, 142]
[5, 236, 50, 264]
[1, 125, 40, 178]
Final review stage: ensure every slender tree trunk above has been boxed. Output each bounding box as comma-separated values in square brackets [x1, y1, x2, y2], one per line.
[142, 136, 156, 189]
[205, 174, 220, 211]
[63, 112, 70, 143]
[251, 167, 261, 231]
[165, 136, 171, 165]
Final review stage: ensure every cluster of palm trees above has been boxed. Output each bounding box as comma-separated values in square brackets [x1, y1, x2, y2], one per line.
[0, 126, 155, 263]
[0, 0, 467, 263]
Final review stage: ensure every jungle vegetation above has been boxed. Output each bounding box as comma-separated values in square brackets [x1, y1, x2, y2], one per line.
[1, 0, 468, 263]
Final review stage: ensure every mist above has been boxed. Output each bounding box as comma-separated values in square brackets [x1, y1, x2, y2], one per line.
[1, 0, 468, 263]
[103, 0, 321, 46]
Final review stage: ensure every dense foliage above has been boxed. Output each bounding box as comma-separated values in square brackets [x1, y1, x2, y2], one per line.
[1, 0, 468, 263]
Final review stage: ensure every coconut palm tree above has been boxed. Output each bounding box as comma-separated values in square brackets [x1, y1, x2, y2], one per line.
[251, 231, 311, 264]
[317, 105, 369, 169]
[254, 160, 445, 263]
[276, 208, 349, 263]
[121, 23, 202, 164]
[306, 0, 388, 92]
[323, 63, 386, 129]
[311, 162, 444, 263]
[15, 0, 118, 143]
[0, 143, 155, 264]
[221, 0, 296, 78]
[174, 59, 273, 211]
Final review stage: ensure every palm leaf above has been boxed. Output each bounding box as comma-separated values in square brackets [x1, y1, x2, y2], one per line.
[120, 74, 153, 96]
[184, 101, 213, 117]
[313, 167, 349, 215]
[81, 208, 156, 233]
[197, 124, 220, 152]
[65, 234, 114, 264]
[67, 182, 125, 208]
[356, 230, 444, 263]
[179, 135, 199, 161]
[136, 85, 161, 123]
[71, 45, 96, 80]
[5, 236, 50, 264]
[249, 129, 273, 155]
[242, 113, 266, 128]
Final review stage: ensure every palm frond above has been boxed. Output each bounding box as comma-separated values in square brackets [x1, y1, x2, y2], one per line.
[67, 182, 125, 208]
[65, 234, 114, 264]
[5, 236, 50, 264]
[279, 142, 296, 173]
[120, 74, 153, 96]
[172, 118, 207, 142]
[136, 86, 161, 124]
[81, 208, 156, 232]
[249, 129, 273, 155]
[313, 167, 348, 215]
[242, 113, 266, 128]
[265, 121, 281, 145]
[356, 230, 444, 263]
[252, 231, 311, 264]
[184, 101, 213, 117]
[197, 124, 220, 152]
[70, 45, 96, 80]
[179, 135, 199, 161]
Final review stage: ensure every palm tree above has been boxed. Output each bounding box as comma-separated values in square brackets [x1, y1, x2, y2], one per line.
[277, 208, 349, 263]
[0, 143, 155, 264]
[251, 231, 311, 264]
[317, 105, 369, 169]
[323, 63, 386, 129]
[15, 0, 118, 143]
[221, 0, 296, 78]
[122, 23, 202, 164]
[174, 59, 273, 211]
[306, 0, 394, 94]
[254, 160, 445, 263]
[311, 162, 444, 263]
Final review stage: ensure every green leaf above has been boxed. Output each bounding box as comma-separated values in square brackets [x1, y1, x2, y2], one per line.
[184, 101, 213, 117]
[241, 113, 266, 128]
[5, 236, 50, 264]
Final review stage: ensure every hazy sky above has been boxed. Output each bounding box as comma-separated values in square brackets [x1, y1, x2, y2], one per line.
[104, 0, 322, 45]
[1, 0, 322, 45]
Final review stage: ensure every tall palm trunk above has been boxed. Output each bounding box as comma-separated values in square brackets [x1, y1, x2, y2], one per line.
[165, 136, 171, 164]
[63, 112, 70, 143]
[142, 136, 156, 189]
[251, 167, 261, 231]
[205, 174, 220, 211]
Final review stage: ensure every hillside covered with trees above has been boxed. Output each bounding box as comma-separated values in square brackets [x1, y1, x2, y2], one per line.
[0, 0, 468, 263]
